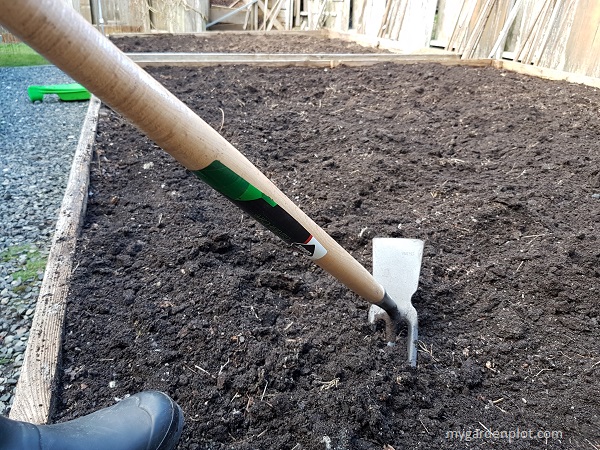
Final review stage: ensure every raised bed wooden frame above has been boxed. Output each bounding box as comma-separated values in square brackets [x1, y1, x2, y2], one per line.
[9, 35, 600, 424]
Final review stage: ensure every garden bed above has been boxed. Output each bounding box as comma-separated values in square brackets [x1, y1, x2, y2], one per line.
[52, 40, 599, 450]
[110, 32, 388, 54]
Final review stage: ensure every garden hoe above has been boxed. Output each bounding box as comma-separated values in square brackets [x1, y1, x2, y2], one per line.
[0, 0, 424, 366]
[369, 238, 423, 364]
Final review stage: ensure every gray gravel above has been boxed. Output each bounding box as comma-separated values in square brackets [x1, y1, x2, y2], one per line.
[0, 65, 89, 415]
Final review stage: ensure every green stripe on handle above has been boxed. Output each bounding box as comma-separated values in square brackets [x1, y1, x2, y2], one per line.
[195, 160, 277, 206]
[193, 160, 326, 260]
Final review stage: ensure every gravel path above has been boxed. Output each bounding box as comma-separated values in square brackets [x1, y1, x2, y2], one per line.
[0, 65, 89, 415]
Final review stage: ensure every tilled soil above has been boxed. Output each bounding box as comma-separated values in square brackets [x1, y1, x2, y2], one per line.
[110, 33, 386, 53]
[55, 38, 599, 450]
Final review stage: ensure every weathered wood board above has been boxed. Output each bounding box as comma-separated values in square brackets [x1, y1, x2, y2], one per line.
[9, 97, 101, 424]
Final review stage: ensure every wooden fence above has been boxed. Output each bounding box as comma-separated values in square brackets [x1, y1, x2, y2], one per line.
[3, 0, 600, 78]
[54, 0, 207, 33]
[342, 0, 600, 78]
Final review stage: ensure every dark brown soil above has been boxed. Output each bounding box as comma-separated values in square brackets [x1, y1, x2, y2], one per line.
[55, 38, 600, 450]
[110, 33, 386, 53]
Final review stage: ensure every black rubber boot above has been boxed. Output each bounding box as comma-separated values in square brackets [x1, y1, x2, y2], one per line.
[0, 391, 184, 450]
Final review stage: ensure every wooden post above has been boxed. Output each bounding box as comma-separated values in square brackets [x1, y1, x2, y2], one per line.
[294, 0, 301, 27]
[377, 0, 393, 38]
[489, 0, 524, 59]
[537, 0, 577, 70]
[265, 0, 285, 30]
[531, 0, 563, 65]
[390, 0, 408, 41]
[447, 0, 479, 53]
[513, 0, 549, 62]
[434, 0, 464, 47]
[254, 0, 259, 29]
[461, 0, 497, 59]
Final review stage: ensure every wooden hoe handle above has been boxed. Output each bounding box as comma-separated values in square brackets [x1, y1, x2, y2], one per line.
[0, 0, 386, 304]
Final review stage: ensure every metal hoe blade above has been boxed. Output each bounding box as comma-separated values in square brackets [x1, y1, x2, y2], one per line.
[369, 238, 424, 366]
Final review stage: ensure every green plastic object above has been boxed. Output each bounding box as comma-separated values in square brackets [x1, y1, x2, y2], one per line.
[27, 83, 91, 102]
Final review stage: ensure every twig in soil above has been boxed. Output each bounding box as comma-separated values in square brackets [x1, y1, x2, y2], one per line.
[478, 422, 491, 433]
[291, 444, 301, 450]
[184, 365, 197, 374]
[261, 381, 268, 401]
[218, 108, 225, 132]
[522, 233, 549, 239]
[194, 364, 215, 378]
[526, 238, 540, 248]
[242, 305, 260, 319]
[245, 395, 254, 412]
[316, 377, 339, 390]
[157, 213, 163, 227]
[505, 162, 517, 175]
[417, 341, 439, 362]
[452, 223, 470, 233]
[430, 180, 448, 198]
[419, 418, 431, 435]
[585, 439, 600, 450]
[230, 392, 241, 404]
[591, 360, 600, 369]
[95, 148, 104, 172]
[219, 358, 230, 375]
[257, 429, 268, 438]
[485, 361, 498, 373]
[533, 368, 553, 377]
[515, 260, 524, 273]
[492, 398, 508, 413]
[515, 169, 527, 178]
